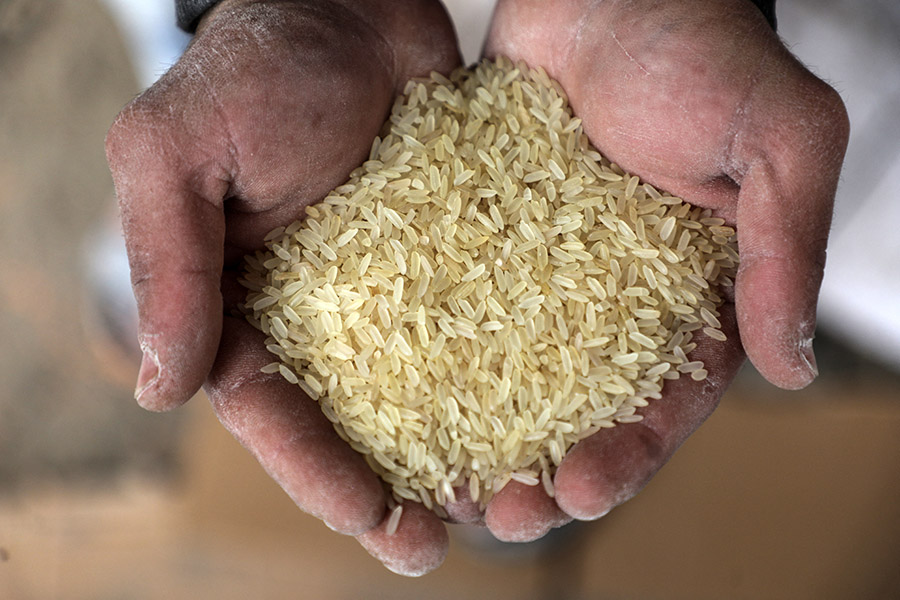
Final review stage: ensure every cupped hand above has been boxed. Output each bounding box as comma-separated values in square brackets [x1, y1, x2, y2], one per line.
[479, 0, 849, 540]
[105, 0, 461, 576]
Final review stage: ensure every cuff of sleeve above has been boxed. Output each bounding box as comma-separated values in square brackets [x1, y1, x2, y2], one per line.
[748, 0, 777, 30]
[176, 0, 223, 32]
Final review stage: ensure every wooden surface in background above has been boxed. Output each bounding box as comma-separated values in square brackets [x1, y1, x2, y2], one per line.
[0, 0, 182, 488]
[3, 377, 899, 600]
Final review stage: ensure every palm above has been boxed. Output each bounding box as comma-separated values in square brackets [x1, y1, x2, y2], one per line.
[201, 4, 458, 269]
[202, 2, 464, 576]
[487, 0, 785, 215]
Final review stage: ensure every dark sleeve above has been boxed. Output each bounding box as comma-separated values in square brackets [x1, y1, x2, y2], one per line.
[748, 0, 777, 29]
[174, 0, 776, 34]
[176, 0, 223, 32]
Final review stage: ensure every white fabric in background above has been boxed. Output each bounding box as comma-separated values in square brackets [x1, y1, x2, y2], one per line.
[779, 0, 900, 368]
[100, 0, 189, 88]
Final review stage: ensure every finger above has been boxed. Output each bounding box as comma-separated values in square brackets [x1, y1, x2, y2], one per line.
[106, 94, 229, 411]
[485, 481, 572, 543]
[731, 70, 850, 390]
[357, 502, 449, 577]
[443, 483, 485, 525]
[204, 315, 386, 535]
[555, 304, 744, 520]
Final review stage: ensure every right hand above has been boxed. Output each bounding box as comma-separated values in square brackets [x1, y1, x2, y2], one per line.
[105, 0, 461, 576]
[479, 0, 849, 542]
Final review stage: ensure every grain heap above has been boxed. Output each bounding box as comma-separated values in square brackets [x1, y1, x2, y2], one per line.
[241, 57, 738, 516]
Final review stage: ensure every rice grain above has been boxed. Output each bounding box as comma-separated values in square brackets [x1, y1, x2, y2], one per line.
[241, 58, 738, 510]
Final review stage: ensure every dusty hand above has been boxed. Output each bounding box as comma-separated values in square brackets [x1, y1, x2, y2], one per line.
[105, 0, 461, 576]
[479, 0, 849, 539]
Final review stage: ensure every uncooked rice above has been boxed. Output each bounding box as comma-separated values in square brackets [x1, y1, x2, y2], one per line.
[240, 57, 739, 513]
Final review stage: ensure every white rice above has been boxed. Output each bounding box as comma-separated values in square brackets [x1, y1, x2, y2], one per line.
[385, 503, 403, 537]
[240, 57, 738, 510]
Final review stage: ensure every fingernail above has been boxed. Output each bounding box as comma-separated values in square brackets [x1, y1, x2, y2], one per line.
[135, 348, 160, 403]
[798, 336, 819, 381]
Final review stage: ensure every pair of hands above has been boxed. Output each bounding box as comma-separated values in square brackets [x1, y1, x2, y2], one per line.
[105, 0, 849, 576]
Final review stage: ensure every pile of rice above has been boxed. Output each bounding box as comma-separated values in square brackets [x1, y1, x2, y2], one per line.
[241, 57, 738, 517]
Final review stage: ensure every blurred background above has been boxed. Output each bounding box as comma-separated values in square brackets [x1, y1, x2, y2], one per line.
[1, 0, 898, 598]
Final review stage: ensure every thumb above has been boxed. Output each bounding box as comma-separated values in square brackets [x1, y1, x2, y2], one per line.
[732, 71, 849, 389]
[105, 91, 229, 411]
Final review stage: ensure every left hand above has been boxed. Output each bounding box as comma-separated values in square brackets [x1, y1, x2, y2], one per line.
[105, 0, 462, 576]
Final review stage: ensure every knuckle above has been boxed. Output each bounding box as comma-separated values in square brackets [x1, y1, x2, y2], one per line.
[105, 92, 172, 170]
[823, 86, 851, 147]
[807, 77, 851, 147]
[107, 94, 154, 142]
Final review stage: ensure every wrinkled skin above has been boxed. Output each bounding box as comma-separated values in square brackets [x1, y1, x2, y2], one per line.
[105, 0, 848, 576]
